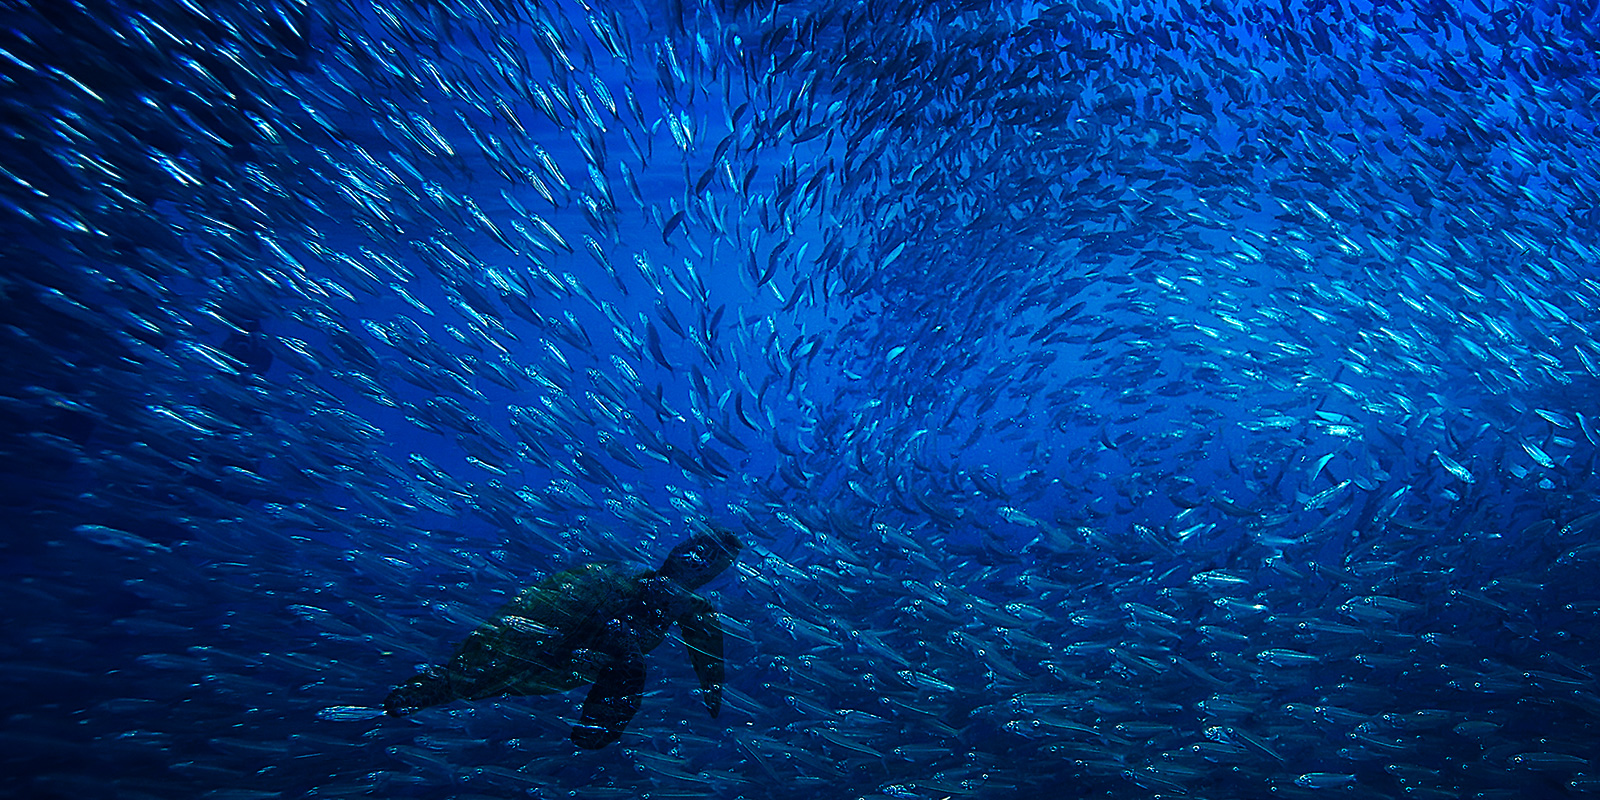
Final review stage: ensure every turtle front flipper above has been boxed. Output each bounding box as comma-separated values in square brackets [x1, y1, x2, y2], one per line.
[677, 596, 725, 718]
[571, 630, 646, 749]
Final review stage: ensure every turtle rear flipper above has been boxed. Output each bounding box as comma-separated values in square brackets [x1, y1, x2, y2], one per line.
[385, 666, 453, 716]
[571, 634, 645, 749]
[678, 597, 725, 717]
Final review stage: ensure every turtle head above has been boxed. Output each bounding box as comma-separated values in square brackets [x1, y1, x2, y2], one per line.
[658, 525, 741, 588]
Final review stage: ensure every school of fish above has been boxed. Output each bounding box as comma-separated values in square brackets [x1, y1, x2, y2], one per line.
[3, 0, 1600, 797]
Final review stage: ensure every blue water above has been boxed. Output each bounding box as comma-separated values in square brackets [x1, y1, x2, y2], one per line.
[4, 0, 1600, 797]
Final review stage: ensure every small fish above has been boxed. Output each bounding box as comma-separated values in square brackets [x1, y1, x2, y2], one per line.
[74, 525, 170, 553]
[1294, 773, 1356, 790]
[1434, 450, 1475, 484]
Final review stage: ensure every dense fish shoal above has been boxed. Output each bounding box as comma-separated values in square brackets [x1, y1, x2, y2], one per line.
[2, 0, 1599, 798]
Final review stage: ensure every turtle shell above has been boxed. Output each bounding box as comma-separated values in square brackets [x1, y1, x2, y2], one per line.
[444, 563, 644, 700]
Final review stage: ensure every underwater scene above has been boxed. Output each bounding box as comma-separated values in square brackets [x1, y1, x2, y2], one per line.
[4, 0, 1600, 797]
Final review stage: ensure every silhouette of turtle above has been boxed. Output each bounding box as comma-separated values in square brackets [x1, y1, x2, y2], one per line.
[385, 526, 741, 748]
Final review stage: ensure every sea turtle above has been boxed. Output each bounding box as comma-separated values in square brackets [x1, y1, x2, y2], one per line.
[384, 526, 742, 749]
